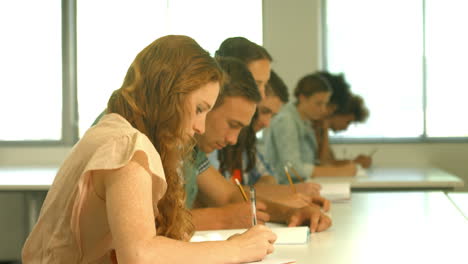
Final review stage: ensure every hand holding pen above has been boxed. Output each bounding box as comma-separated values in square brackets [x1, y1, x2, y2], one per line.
[353, 149, 377, 169]
[234, 179, 269, 227]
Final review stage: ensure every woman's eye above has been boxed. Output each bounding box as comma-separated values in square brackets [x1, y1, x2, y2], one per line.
[196, 106, 203, 114]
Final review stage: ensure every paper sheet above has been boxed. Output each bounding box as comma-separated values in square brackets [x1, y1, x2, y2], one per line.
[245, 256, 296, 264]
[191, 226, 310, 245]
[319, 182, 351, 201]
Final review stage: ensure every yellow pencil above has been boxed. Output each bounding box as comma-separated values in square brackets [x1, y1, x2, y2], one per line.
[234, 178, 248, 202]
[289, 165, 305, 183]
[286, 161, 305, 183]
[283, 166, 297, 194]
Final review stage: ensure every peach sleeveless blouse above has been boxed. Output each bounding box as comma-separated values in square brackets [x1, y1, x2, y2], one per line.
[22, 114, 167, 264]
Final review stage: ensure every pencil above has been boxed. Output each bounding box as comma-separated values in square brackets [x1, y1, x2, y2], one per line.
[287, 162, 305, 183]
[283, 166, 297, 194]
[234, 178, 248, 202]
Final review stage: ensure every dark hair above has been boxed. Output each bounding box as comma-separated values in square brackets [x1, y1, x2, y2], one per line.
[294, 73, 332, 100]
[217, 71, 288, 179]
[215, 37, 272, 64]
[213, 57, 261, 109]
[318, 71, 352, 114]
[214, 57, 261, 176]
[343, 94, 369, 122]
[266, 70, 289, 103]
[218, 111, 259, 177]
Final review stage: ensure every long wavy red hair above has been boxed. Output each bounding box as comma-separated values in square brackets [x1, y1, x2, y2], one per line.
[107, 35, 223, 240]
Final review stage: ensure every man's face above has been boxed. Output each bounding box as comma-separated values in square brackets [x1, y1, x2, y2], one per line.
[329, 114, 355, 132]
[252, 95, 283, 133]
[195, 96, 257, 154]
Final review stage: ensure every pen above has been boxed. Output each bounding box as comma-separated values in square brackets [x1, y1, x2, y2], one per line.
[234, 178, 248, 202]
[249, 185, 257, 226]
[369, 148, 378, 156]
[283, 166, 297, 194]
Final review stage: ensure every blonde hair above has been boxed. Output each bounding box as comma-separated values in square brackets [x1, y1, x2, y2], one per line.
[107, 35, 223, 240]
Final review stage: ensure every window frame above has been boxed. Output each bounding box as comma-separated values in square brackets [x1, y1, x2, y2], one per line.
[322, 0, 468, 144]
[0, 0, 78, 147]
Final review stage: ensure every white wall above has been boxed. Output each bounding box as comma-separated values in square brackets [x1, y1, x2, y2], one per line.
[263, 0, 323, 90]
[263, 0, 468, 191]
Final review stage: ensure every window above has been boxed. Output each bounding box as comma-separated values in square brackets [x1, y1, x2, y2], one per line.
[77, 0, 262, 136]
[425, 0, 468, 137]
[325, 0, 468, 139]
[0, 1, 62, 141]
[0, 0, 262, 143]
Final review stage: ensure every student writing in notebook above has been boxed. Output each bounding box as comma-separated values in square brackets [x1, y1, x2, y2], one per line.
[212, 70, 328, 209]
[187, 56, 331, 232]
[22, 35, 276, 264]
[313, 72, 371, 168]
[265, 72, 357, 184]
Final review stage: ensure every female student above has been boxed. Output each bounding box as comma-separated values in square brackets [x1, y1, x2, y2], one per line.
[311, 72, 371, 168]
[316, 91, 371, 167]
[215, 36, 272, 98]
[22, 35, 276, 264]
[265, 73, 357, 184]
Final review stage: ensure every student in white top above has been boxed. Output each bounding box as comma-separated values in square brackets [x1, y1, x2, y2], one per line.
[22, 35, 276, 264]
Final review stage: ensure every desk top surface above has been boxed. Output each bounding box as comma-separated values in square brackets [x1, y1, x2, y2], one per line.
[0, 167, 57, 190]
[447, 192, 468, 220]
[0, 166, 464, 191]
[314, 167, 464, 189]
[271, 191, 468, 264]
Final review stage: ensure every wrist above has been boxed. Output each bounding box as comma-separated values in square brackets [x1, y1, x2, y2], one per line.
[224, 239, 242, 264]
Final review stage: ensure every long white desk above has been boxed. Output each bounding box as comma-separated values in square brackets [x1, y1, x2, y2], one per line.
[313, 167, 464, 191]
[0, 167, 463, 191]
[270, 192, 468, 264]
[0, 167, 57, 191]
[447, 192, 468, 220]
[0, 167, 53, 261]
[0, 167, 465, 262]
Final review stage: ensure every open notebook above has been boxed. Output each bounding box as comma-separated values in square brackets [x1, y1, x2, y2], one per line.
[245, 257, 296, 264]
[191, 226, 310, 245]
[191, 226, 304, 264]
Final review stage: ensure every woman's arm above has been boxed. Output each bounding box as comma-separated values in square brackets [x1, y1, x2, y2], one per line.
[96, 154, 276, 264]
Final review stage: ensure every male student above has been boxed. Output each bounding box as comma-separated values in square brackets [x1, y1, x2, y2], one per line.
[187, 58, 331, 232]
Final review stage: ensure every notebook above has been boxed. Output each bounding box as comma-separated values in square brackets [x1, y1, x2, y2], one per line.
[245, 257, 296, 264]
[190, 226, 310, 245]
[319, 182, 351, 202]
